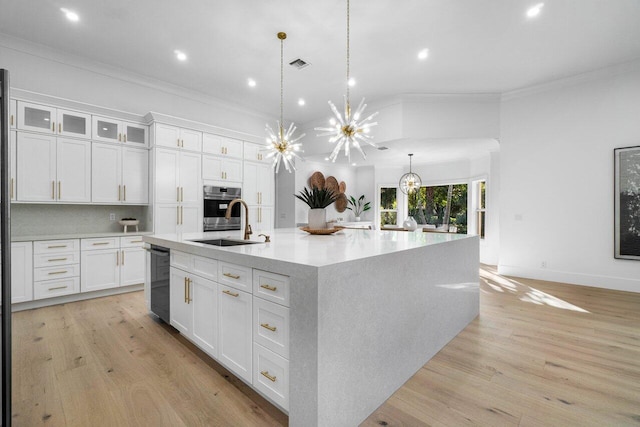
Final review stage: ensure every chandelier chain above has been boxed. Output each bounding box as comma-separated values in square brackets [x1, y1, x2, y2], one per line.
[280, 35, 284, 132]
[346, 0, 350, 105]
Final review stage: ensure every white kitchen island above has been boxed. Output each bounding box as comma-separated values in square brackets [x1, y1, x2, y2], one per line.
[144, 228, 479, 427]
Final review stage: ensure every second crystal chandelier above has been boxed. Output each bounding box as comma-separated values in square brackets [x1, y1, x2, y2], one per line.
[315, 0, 378, 162]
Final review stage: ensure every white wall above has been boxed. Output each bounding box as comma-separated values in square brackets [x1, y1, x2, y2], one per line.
[499, 60, 640, 292]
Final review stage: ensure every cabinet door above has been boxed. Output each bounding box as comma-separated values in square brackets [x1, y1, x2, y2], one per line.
[122, 147, 149, 204]
[257, 163, 274, 206]
[123, 122, 148, 147]
[155, 204, 179, 234]
[56, 138, 91, 202]
[202, 133, 223, 155]
[11, 242, 33, 304]
[191, 275, 218, 357]
[57, 109, 91, 139]
[180, 205, 202, 233]
[120, 247, 146, 286]
[243, 162, 259, 205]
[179, 152, 201, 204]
[10, 99, 16, 129]
[155, 148, 179, 204]
[81, 249, 119, 292]
[218, 285, 252, 383]
[244, 142, 268, 163]
[202, 155, 223, 181]
[223, 138, 243, 159]
[224, 158, 243, 183]
[92, 143, 122, 203]
[17, 101, 56, 134]
[92, 116, 121, 144]
[180, 129, 202, 152]
[169, 267, 192, 335]
[249, 206, 273, 232]
[16, 133, 57, 202]
[155, 123, 181, 149]
[10, 130, 16, 201]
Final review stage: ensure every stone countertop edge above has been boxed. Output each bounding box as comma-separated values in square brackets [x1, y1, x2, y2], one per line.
[11, 231, 154, 242]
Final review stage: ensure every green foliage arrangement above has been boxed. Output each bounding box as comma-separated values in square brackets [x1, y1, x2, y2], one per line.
[295, 186, 338, 209]
[347, 195, 371, 216]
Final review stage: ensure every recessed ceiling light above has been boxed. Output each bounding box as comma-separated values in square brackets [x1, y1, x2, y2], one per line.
[298, 98, 306, 106]
[247, 78, 257, 87]
[526, 3, 544, 18]
[351, 163, 357, 166]
[324, 157, 330, 161]
[417, 48, 429, 60]
[60, 8, 79, 22]
[348, 77, 356, 87]
[174, 50, 187, 61]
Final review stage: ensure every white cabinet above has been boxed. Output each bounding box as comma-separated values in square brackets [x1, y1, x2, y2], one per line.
[81, 236, 145, 292]
[16, 133, 91, 202]
[243, 141, 269, 163]
[253, 343, 289, 410]
[33, 239, 80, 300]
[218, 284, 252, 383]
[203, 155, 242, 183]
[248, 206, 273, 232]
[92, 143, 148, 204]
[243, 162, 274, 206]
[92, 116, 148, 147]
[170, 267, 192, 335]
[81, 248, 120, 292]
[10, 99, 16, 129]
[121, 246, 146, 286]
[17, 101, 91, 139]
[203, 134, 243, 158]
[11, 242, 33, 304]
[10, 130, 16, 200]
[155, 123, 202, 151]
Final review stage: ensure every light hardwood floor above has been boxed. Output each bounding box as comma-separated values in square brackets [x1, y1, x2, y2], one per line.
[12, 266, 640, 426]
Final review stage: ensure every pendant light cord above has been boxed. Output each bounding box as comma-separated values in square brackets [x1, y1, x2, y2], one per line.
[346, 0, 350, 108]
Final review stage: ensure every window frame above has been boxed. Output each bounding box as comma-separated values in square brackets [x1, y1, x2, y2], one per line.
[378, 185, 399, 228]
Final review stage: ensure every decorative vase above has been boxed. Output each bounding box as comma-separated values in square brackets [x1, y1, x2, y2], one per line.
[355, 216, 361, 222]
[308, 208, 327, 229]
[403, 216, 418, 231]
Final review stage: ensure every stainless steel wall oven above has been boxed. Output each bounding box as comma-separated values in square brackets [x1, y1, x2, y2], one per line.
[203, 186, 241, 231]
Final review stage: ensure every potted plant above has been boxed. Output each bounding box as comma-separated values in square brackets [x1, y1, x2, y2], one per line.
[347, 195, 371, 221]
[295, 186, 338, 229]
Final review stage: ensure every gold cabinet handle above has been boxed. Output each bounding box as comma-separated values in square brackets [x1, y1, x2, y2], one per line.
[52, 181, 55, 199]
[58, 181, 61, 199]
[130, 240, 143, 243]
[222, 289, 239, 297]
[223, 272, 240, 280]
[10, 114, 14, 126]
[10, 178, 14, 199]
[52, 122, 55, 132]
[58, 123, 62, 133]
[123, 133, 127, 143]
[180, 187, 184, 202]
[221, 146, 224, 155]
[186, 277, 192, 303]
[260, 323, 277, 332]
[177, 187, 180, 202]
[48, 285, 68, 291]
[123, 185, 126, 201]
[260, 371, 277, 382]
[92, 242, 110, 246]
[180, 206, 183, 225]
[47, 258, 68, 262]
[47, 245, 67, 249]
[118, 184, 121, 201]
[48, 270, 68, 275]
[121, 250, 125, 265]
[221, 171, 224, 180]
[260, 284, 277, 292]
[176, 206, 180, 225]
[116, 251, 119, 266]
[118, 133, 122, 142]
[184, 277, 188, 303]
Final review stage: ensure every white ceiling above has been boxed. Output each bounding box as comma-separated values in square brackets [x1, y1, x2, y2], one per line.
[2, 0, 640, 165]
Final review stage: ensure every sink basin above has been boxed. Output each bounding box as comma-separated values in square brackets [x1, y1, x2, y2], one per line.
[191, 238, 260, 247]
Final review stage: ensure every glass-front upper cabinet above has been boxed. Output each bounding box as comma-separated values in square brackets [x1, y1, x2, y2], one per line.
[16, 101, 91, 139]
[92, 116, 148, 147]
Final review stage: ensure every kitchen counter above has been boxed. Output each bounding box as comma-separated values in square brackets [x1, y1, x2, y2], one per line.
[144, 228, 479, 426]
[12, 231, 153, 242]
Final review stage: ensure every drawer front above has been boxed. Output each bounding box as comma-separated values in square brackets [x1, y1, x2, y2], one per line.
[34, 264, 80, 282]
[34, 239, 80, 254]
[120, 235, 145, 248]
[192, 255, 218, 282]
[81, 237, 119, 251]
[170, 250, 190, 271]
[218, 262, 251, 292]
[253, 270, 290, 307]
[253, 343, 289, 411]
[34, 251, 79, 268]
[34, 277, 80, 300]
[253, 298, 289, 359]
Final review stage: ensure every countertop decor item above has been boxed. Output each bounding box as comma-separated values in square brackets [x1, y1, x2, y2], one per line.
[403, 216, 418, 231]
[264, 32, 304, 173]
[300, 226, 344, 235]
[314, 0, 378, 162]
[335, 193, 348, 213]
[325, 176, 339, 195]
[346, 194, 371, 221]
[399, 153, 422, 195]
[309, 171, 326, 189]
[295, 186, 339, 229]
[119, 218, 139, 233]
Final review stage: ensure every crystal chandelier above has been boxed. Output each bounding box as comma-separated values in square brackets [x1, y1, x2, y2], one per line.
[315, 0, 378, 162]
[264, 32, 305, 173]
[399, 154, 422, 194]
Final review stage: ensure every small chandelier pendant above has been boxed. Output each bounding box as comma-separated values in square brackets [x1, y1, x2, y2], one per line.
[399, 153, 422, 195]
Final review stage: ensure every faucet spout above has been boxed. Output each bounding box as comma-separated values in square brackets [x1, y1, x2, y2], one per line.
[226, 198, 252, 240]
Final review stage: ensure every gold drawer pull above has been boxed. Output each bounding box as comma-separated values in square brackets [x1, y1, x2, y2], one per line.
[48, 270, 68, 275]
[223, 272, 240, 280]
[260, 371, 277, 382]
[222, 290, 239, 298]
[48, 258, 68, 262]
[48, 285, 68, 291]
[92, 242, 110, 246]
[260, 284, 277, 292]
[47, 245, 67, 249]
[260, 323, 277, 332]
[129, 240, 143, 243]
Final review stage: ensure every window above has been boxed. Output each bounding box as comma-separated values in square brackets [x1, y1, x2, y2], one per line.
[379, 187, 398, 228]
[408, 184, 468, 233]
[476, 180, 486, 238]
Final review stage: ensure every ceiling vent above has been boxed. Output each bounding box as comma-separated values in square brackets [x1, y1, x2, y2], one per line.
[289, 58, 310, 70]
[377, 146, 389, 150]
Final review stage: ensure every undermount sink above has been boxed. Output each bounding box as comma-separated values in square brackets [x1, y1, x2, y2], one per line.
[190, 238, 261, 247]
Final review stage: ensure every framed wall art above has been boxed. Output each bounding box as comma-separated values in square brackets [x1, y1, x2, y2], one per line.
[614, 146, 640, 260]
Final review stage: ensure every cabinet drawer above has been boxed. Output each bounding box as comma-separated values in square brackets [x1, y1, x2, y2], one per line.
[253, 343, 289, 410]
[170, 250, 191, 271]
[81, 237, 119, 251]
[34, 239, 80, 254]
[253, 298, 289, 359]
[34, 251, 79, 268]
[34, 277, 80, 300]
[192, 255, 218, 282]
[120, 235, 145, 248]
[218, 262, 252, 292]
[253, 270, 290, 307]
[34, 264, 80, 282]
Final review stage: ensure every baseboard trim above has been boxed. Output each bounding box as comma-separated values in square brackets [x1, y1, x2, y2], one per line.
[11, 284, 144, 312]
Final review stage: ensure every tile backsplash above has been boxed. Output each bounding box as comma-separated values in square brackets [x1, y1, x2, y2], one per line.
[11, 204, 150, 236]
